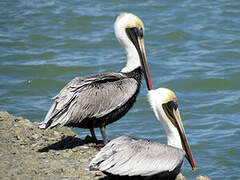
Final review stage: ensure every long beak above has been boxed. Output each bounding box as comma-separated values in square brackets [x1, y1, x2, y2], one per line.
[173, 108, 196, 170]
[137, 36, 153, 91]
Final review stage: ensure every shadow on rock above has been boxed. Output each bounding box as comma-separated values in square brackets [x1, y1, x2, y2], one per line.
[37, 136, 85, 152]
[99, 177, 109, 180]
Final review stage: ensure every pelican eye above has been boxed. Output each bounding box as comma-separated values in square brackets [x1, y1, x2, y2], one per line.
[134, 26, 143, 38]
[162, 101, 178, 128]
[125, 27, 141, 52]
[167, 101, 178, 111]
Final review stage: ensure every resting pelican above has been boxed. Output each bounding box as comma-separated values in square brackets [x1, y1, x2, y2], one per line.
[39, 13, 152, 144]
[89, 88, 196, 179]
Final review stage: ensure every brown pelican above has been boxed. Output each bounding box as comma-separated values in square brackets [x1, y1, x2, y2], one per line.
[89, 88, 196, 179]
[39, 13, 152, 144]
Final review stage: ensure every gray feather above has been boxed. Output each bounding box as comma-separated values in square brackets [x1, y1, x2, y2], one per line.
[39, 72, 138, 129]
[89, 135, 185, 177]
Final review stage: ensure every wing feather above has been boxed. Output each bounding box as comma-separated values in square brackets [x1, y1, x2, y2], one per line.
[39, 73, 138, 129]
[89, 135, 185, 177]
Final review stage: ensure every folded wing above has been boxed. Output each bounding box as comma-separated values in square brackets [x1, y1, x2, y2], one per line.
[89, 135, 185, 177]
[39, 73, 138, 129]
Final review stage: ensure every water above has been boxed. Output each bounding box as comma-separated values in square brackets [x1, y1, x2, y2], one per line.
[1, 0, 240, 179]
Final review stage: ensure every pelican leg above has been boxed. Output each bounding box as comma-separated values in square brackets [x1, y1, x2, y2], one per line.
[100, 125, 108, 145]
[90, 127, 97, 141]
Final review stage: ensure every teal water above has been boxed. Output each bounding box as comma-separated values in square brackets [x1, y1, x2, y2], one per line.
[1, 0, 240, 179]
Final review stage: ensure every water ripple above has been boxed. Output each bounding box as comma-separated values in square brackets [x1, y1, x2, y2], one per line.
[1, 1, 240, 179]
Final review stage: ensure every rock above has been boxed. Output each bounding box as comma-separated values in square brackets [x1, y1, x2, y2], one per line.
[0, 111, 105, 180]
[196, 176, 212, 180]
[53, 131, 61, 138]
[176, 173, 188, 180]
[0, 111, 211, 180]
[32, 133, 40, 140]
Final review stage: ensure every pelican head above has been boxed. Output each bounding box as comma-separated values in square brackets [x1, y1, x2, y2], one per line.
[148, 88, 196, 170]
[115, 13, 152, 90]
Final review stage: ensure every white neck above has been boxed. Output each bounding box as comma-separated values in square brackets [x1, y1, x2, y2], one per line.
[148, 90, 183, 150]
[114, 15, 141, 73]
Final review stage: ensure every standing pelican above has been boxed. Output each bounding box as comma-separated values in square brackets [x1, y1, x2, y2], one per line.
[89, 88, 196, 179]
[39, 13, 152, 144]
